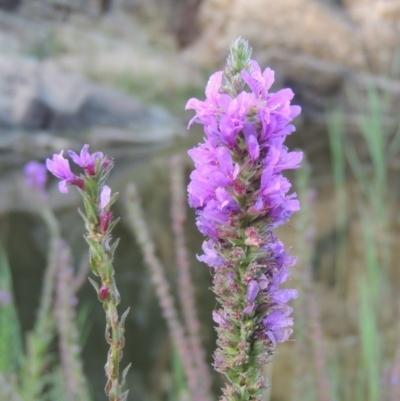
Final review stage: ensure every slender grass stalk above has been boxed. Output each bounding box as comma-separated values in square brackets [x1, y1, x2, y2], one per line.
[0, 244, 23, 375]
[294, 159, 332, 401]
[125, 183, 201, 401]
[390, 345, 400, 401]
[0, 374, 23, 401]
[169, 346, 189, 401]
[170, 154, 213, 401]
[346, 84, 391, 270]
[306, 292, 331, 401]
[72, 255, 91, 293]
[47, 368, 68, 401]
[358, 276, 380, 401]
[326, 108, 347, 292]
[54, 240, 91, 401]
[20, 206, 61, 400]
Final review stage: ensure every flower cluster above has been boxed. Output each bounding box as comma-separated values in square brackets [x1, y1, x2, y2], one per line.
[46, 145, 113, 234]
[186, 39, 302, 400]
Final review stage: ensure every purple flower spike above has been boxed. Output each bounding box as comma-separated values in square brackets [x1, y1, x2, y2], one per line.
[24, 161, 47, 193]
[46, 151, 84, 194]
[186, 39, 301, 400]
[68, 144, 103, 176]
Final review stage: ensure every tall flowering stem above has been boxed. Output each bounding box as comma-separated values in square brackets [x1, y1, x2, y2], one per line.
[20, 162, 61, 400]
[54, 240, 91, 401]
[125, 183, 200, 400]
[170, 155, 213, 401]
[186, 38, 303, 400]
[47, 145, 131, 401]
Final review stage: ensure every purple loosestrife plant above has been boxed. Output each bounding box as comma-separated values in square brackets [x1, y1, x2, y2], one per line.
[47, 145, 131, 401]
[186, 38, 303, 401]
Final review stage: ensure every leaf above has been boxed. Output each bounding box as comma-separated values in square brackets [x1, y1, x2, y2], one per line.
[85, 237, 103, 262]
[109, 238, 120, 258]
[121, 363, 132, 386]
[0, 243, 23, 374]
[83, 196, 99, 226]
[107, 217, 121, 235]
[120, 389, 130, 401]
[120, 307, 131, 329]
[88, 277, 100, 295]
[77, 207, 92, 231]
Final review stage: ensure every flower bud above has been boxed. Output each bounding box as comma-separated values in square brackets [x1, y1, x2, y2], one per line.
[99, 286, 109, 300]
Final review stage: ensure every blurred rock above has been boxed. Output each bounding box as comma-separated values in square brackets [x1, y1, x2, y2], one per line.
[117, 0, 203, 47]
[18, 0, 109, 19]
[0, 0, 20, 11]
[0, 56, 182, 138]
[184, 0, 400, 115]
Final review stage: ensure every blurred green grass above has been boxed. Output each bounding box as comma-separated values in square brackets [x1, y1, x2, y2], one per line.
[291, 79, 400, 401]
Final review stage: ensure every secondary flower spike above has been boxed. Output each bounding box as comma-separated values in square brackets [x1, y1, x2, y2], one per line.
[186, 38, 302, 401]
[46, 144, 130, 401]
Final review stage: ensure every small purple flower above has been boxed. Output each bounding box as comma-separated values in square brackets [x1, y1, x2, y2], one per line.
[186, 71, 225, 127]
[197, 240, 225, 267]
[243, 280, 260, 314]
[46, 151, 84, 194]
[100, 185, 111, 211]
[24, 161, 47, 193]
[272, 289, 298, 304]
[213, 310, 228, 326]
[258, 274, 269, 290]
[0, 289, 11, 305]
[246, 280, 259, 303]
[99, 185, 112, 234]
[68, 144, 103, 176]
[263, 306, 294, 344]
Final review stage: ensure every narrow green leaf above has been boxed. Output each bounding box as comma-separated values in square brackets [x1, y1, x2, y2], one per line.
[88, 277, 100, 295]
[0, 244, 23, 374]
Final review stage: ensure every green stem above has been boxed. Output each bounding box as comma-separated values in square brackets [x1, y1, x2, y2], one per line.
[81, 181, 130, 401]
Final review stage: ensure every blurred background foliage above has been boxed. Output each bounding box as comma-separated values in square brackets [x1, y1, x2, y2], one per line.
[1, 1, 400, 400]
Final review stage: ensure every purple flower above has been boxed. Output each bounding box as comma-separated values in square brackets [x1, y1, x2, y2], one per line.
[197, 240, 225, 267]
[263, 306, 294, 344]
[100, 185, 111, 210]
[68, 144, 103, 176]
[0, 289, 11, 305]
[99, 185, 113, 234]
[243, 280, 260, 314]
[46, 151, 84, 194]
[24, 161, 47, 193]
[272, 289, 298, 304]
[246, 280, 260, 303]
[187, 58, 301, 332]
[186, 71, 225, 127]
[213, 310, 228, 325]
